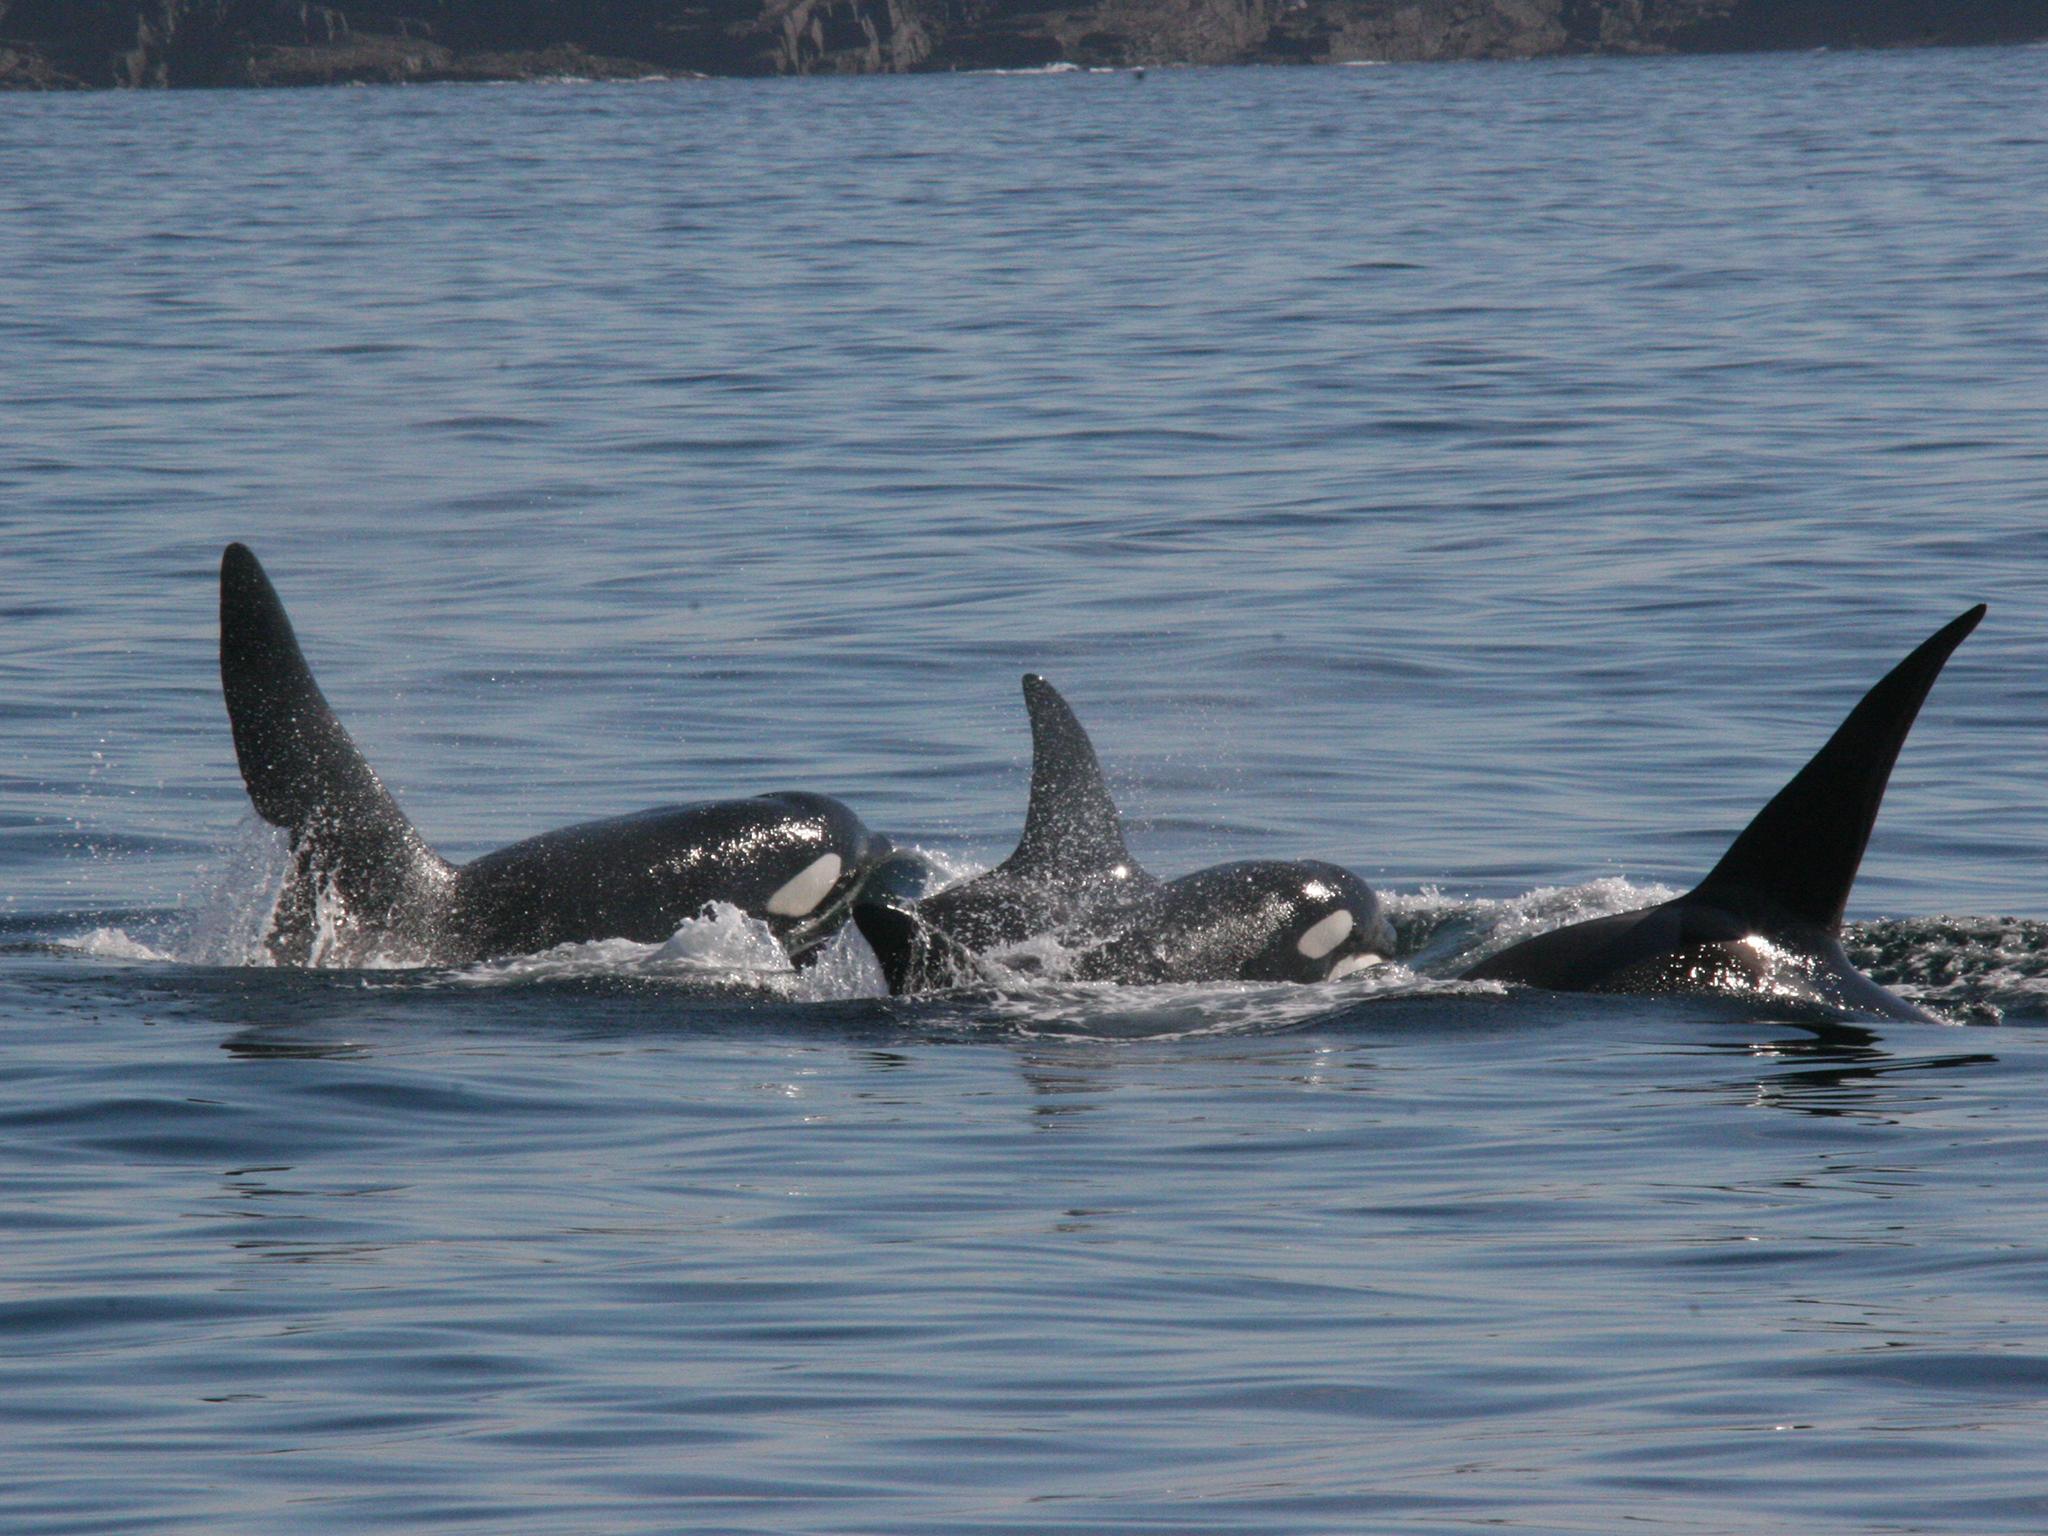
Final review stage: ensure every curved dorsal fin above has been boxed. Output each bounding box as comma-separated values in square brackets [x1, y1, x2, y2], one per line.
[1690, 605, 1983, 933]
[1001, 674, 1138, 882]
[220, 542, 438, 872]
[222, 543, 400, 835]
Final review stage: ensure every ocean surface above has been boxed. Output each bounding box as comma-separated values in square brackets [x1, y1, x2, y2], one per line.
[5, 44, 2048, 1533]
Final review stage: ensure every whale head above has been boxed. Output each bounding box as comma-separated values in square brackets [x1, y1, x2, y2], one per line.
[748, 792, 901, 962]
[1191, 858, 1397, 984]
[1065, 857, 1396, 987]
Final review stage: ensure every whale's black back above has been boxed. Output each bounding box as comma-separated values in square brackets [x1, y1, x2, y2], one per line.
[449, 792, 871, 962]
[220, 544, 885, 966]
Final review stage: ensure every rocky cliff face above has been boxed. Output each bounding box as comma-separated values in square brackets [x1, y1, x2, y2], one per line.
[2, 0, 2043, 87]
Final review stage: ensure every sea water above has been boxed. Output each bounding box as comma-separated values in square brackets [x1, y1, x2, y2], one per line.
[4, 45, 2048, 1533]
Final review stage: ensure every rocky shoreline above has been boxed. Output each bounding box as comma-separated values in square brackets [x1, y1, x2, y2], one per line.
[2, 0, 2044, 88]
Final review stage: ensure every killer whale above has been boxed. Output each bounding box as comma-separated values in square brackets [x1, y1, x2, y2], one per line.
[219, 543, 894, 967]
[853, 675, 1395, 994]
[1462, 606, 1985, 1021]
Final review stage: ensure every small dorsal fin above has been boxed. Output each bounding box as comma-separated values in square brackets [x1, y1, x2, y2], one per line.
[1001, 675, 1138, 882]
[1691, 605, 1983, 933]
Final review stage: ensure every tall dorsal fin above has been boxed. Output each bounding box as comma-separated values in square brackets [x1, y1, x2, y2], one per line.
[219, 543, 438, 875]
[1690, 605, 1983, 933]
[1001, 674, 1138, 882]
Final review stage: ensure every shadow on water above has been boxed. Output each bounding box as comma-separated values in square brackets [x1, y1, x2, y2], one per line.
[188, 971, 1511, 1060]
[191, 975, 911, 1060]
[1674, 1016, 2002, 1120]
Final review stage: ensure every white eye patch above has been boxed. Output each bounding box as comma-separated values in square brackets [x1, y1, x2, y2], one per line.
[1296, 907, 1354, 960]
[766, 853, 843, 918]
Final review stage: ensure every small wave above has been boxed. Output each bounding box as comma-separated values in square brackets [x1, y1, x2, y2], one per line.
[85, 826, 2048, 1033]
[1849, 916, 2048, 1025]
[58, 927, 173, 963]
[474, 73, 687, 86]
[966, 62, 1134, 77]
[443, 876, 1503, 1033]
[971, 61, 1081, 75]
[505, 73, 688, 85]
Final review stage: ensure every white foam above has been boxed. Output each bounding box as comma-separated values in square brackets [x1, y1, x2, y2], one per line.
[971, 61, 1083, 75]
[456, 902, 791, 984]
[61, 927, 172, 962]
[788, 925, 889, 1001]
[451, 902, 890, 1000]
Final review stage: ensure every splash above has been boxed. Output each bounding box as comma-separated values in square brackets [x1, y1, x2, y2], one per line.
[148, 818, 439, 970]
[1389, 876, 1680, 973]
[61, 927, 173, 962]
[163, 818, 287, 964]
[67, 829, 2048, 1034]
[450, 902, 888, 1000]
[51, 820, 295, 967]
[1394, 882, 2048, 1024]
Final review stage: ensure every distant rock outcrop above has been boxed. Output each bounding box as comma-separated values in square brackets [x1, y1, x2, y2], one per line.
[2, 0, 2043, 87]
